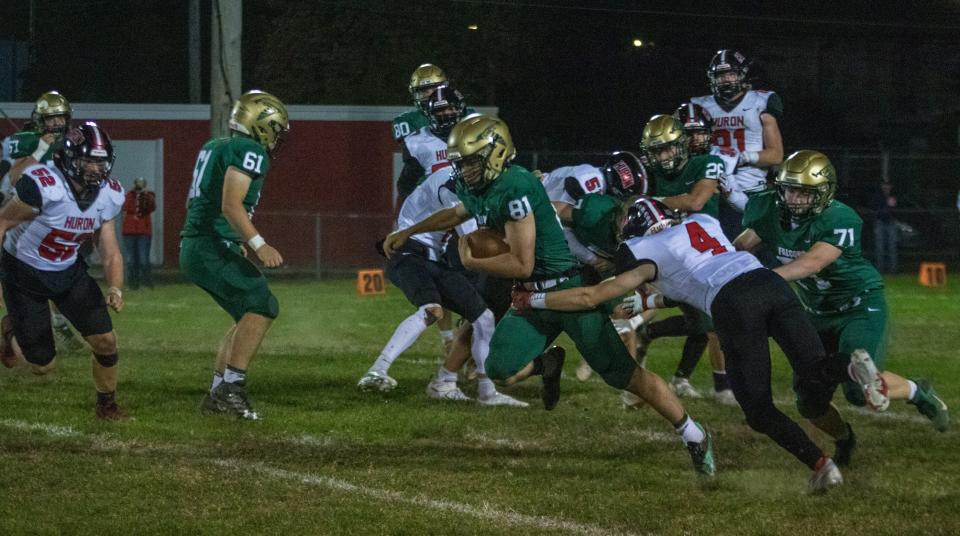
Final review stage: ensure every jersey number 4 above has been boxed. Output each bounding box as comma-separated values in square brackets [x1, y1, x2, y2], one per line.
[686, 221, 727, 255]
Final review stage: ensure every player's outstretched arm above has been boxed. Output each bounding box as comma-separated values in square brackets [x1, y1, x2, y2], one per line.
[514, 264, 654, 312]
[461, 214, 536, 278]
[773, 241, 842, 282]
[662, 179, 717, 213]
[97, 219, 125, 312]
[222, 166, 282, 268]
[382, 204, 470, 258]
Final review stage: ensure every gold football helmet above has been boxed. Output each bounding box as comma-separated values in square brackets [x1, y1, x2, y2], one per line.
[775, 150, 837, 218]
[408, 64, 448, 112]
[639, 114, 688, 174]
[447, 113, 515, 193]
[229, 90, 290, 153]
[32, 91, 72, 136]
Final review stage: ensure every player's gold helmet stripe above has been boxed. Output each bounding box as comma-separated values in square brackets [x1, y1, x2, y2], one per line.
[229, 90, 290, 152]
[640, 114, 685, 148]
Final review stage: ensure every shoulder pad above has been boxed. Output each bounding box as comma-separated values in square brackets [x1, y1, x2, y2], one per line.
[24, 164, 66, 203]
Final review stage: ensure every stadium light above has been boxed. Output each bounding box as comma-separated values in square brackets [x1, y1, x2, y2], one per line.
[468, 24, 479, 30]
[632, 38, 643, 47]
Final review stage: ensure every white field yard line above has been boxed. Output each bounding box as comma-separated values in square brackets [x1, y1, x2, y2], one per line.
[0, 419, 645, 536]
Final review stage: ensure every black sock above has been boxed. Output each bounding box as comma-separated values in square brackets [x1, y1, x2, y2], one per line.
[646, 316, 688, 340]
[96, 391, 116, 405]
[713, 371, 730, 392]
[530, 356, 544, 376]
[675, 334, 707, 378]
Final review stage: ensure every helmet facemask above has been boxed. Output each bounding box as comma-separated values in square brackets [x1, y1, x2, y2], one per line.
[427, 86, 465, 138]
[777, 183, 830, 220]
[643, 137, 688, 175]
[452, 150, 492, 194]
[709, 68, 746, 103]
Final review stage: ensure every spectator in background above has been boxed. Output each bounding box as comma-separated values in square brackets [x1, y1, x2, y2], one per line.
[122, 177, 155, 289]
[869, 181, 898, 274]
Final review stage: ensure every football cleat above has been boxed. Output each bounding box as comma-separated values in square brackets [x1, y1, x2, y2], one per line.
[620, 389, 646, 410]
[1, 315, 18, 368]
[670, 376, 704, 399]
[477, 391, 529, 408]
[685, 426, 716, 478]
[847, 349, 889, 411]
[909, 378, 949, 432]
[833, 423, 857, 467]
[713, 389, 738, 406]
[201, 392, 228, 414]
[209, 382, 259, 420]
[808, 457, 843, 495]
[357, 371, 398, 393]
[539, 346, 566, 411]
[95, 400, 131, 421]
[425, 380, 472, 402]
[575, 359, 593, 382]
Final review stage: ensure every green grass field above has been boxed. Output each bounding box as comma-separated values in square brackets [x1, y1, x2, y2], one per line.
[0, 276, 957, 535]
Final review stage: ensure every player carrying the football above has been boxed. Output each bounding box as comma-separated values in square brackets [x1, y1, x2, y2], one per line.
[383, 114, 717, 478]
[180, 90, 289, 421]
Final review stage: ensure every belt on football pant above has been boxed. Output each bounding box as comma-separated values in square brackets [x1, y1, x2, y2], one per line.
[399, 239, 441, 262]
[519, 268, 580, 291]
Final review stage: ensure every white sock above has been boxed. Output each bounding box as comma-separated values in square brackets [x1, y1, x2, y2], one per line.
[371, 308, 432, 373]
[210, 372, 223, 393]
[51, 312, 68, 329]
[436, 366, 458, 383]
[478, 377, 496, 398]
[468, 310, 496, 375]
[223, 366, 245, 384]
[675, 415, 706, 444]
[907, 380, 918, 401]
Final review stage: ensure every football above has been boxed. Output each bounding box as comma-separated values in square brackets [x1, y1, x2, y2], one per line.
[464, 229, 510, 259]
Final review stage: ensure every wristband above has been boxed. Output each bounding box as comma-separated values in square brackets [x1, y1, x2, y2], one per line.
[31, 139, 50, 161]
[643, 293, 660, 311]
[740, 151, 760, 165]
[530, 292, 547, 309]
[108, 287, 122, 299]
[247, 234, 266, 251]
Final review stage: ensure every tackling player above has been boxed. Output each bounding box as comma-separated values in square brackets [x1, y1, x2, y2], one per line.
[180, 90, 289, 421]
[0, 122, 128, 420]
[734, 151, 949, 444]
[383, 114, 717, 478]
[513, 196, 897, 494]
[636, 115, 734, 404]
[359, 167, 526, 407]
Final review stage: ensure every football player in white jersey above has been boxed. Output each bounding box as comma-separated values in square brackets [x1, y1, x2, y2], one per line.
[0, 122, 128, 420]
[359, 167, 527, 407]
[690, 50, 783, 216]
[513, 196, 892, 494]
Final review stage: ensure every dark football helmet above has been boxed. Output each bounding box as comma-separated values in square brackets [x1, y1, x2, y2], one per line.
[674, 102, 713, 155]
[621, 196, 680, 240]
[427, 85, 466, 138]
[603, 151, 648, 199]
[54, 121, 115, 194]
[707, 49, 751, 103]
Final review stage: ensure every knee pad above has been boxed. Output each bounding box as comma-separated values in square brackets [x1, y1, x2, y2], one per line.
[94, 353, 119, 368]
[795, 384, 834, 419]
[419, 303, 442, 326]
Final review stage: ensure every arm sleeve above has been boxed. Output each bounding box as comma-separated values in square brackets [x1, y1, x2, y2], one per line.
[762, 92, 784, 123]
[396, 143, 425, 198]
[15, 175, 42, 209]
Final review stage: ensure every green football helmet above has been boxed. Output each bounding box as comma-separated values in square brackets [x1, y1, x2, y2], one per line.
[775, 150, 837, 219]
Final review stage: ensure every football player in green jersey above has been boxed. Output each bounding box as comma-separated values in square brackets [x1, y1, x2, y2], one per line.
[392, 64, 447, 142]
[180, 90, 289, 421]
[383, 114, 716, 477]
[735, 150, 949, 453]
[637, 115, 735, 404]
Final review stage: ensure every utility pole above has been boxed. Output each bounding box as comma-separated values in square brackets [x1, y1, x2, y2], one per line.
[188, 0, 201, 104]
[210, 0, 242, 137]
